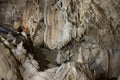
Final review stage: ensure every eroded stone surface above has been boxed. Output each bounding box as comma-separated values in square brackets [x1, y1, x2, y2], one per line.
[43, 0, 120, 49]
[0, 42, 22, 80]
[0, 0, 120, 80]
[30, 62, 92, 80]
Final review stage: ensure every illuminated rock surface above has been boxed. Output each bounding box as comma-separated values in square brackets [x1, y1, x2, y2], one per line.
[0, 0, 120, 80]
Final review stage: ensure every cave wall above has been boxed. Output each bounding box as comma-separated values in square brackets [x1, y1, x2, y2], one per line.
[0, 42, 23, 80]
[0, 0, 120, 80]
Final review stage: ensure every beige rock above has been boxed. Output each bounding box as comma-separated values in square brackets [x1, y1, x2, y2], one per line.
[30, 62, 92, 80]
[0, 0, 120, 80]
[44, 0, 77, 49]
[0, 42, 22, 80]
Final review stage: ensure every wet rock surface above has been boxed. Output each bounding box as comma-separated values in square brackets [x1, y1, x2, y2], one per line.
[0, 0, 120, 80]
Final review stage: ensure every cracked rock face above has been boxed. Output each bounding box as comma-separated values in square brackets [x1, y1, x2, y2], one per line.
[43, 0, 120, 49]
[0, 0, 120, 80]
[0, 42, 22, 80]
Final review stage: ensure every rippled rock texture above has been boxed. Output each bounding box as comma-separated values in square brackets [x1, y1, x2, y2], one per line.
[0, 0, 120, 80]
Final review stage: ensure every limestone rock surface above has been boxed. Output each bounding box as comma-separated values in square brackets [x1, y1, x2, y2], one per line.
[0, 42, 22, 80]
[0, 0, 120, 80]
